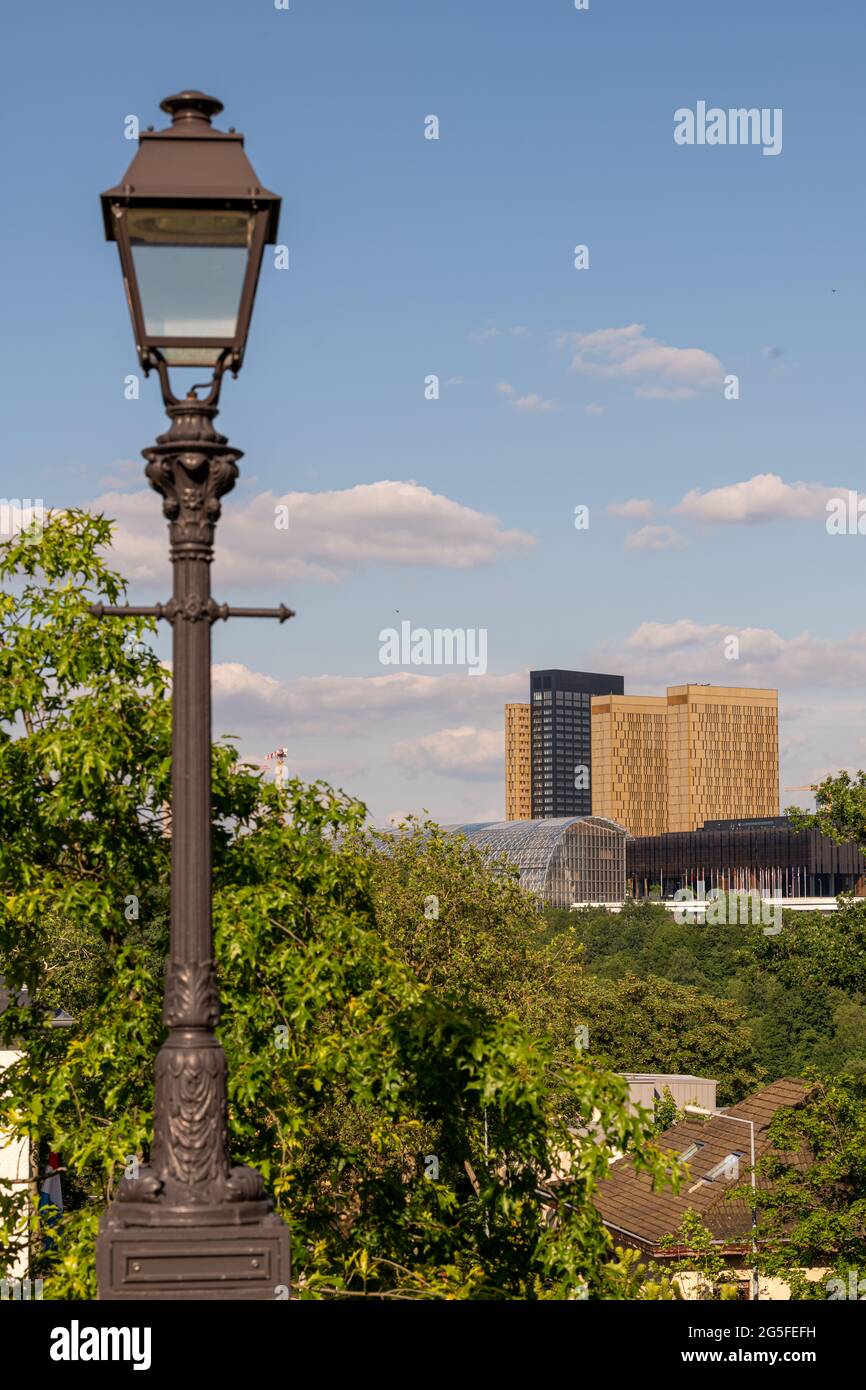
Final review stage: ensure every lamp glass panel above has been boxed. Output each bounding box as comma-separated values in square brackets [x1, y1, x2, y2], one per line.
[158, 346, 225, 366]
[127, 207, 254, 343]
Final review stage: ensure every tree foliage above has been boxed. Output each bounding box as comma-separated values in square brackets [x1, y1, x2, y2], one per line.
[789, 769, 866, 856]
[656, 1209, 740, 1300]
[367, 833, 764, 1104]
[0, 512, 678, 1300]
[753, 1072, 866, 1298]
[547, 896, 866, 1084]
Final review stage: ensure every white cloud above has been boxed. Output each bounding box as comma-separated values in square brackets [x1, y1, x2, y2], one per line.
[623, 618, 713, 652]
[624, 525, 686, 552]
[91, 480, 534, 586]
[392, 725, 503, 780]
[778, 697, 866, 801]
[604, 473, 851, 533]
[558, 323, 724, 399]
[606, 619, 866, 689]
[608, 498, 654, 519]
[513, 393, 557, 413]
[584, 403, 607, 416]
[675, 473, 843, 525]
[209, 668, 523, 820]
[0, 500, 45, 537]
[212, 662, 287, 708]
[212, 665, 527, 733]
[495, 382, 556, 413]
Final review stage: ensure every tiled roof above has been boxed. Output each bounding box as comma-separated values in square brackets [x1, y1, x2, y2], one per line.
[593, 1078, 812, 1250]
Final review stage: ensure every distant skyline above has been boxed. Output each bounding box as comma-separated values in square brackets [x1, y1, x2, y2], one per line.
[4, 0, 865, 823]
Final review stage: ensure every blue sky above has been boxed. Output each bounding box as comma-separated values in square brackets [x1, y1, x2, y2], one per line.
[4, 0, 865, 822]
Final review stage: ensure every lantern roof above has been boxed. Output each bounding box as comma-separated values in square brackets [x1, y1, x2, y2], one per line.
[100, 91, 281, 243]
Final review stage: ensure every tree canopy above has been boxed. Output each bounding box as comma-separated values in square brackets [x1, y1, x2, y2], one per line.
[5, 513, 860, 1299]
[0, 512, 678, 1300]
[547, 896, 866, 1084]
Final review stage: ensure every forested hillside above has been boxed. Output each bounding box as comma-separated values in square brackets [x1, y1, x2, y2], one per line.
[544, 897, 866, 1081]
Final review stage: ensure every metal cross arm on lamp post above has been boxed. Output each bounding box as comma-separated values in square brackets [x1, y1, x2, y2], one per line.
[90, 602, 295, 623]
[93, 91, 292, 1301]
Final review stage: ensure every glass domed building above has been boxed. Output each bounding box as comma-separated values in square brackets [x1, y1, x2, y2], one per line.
[447, 816, 628, 908]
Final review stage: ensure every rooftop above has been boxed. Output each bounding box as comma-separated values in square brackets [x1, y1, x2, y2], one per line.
[592, 1077, 811, 1251]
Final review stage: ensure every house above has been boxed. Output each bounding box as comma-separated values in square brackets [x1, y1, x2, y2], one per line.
[0, 985, 30, 1284]
[593, 1077, 820, 1299]
[0, 983, 72, 1290]
[618, 1073, 717, 1116]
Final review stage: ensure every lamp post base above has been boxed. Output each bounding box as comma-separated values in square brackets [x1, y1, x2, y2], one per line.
[97, 1203, 291, 1300]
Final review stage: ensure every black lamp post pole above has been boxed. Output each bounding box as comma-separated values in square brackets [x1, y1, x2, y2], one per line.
[94, 92, 292, 1299]
[142, 381, 244, 1211]
[96, 372, 292, 1300]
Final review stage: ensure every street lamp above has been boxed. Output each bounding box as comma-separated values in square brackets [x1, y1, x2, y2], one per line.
[94, 92, 292, 1300]
[684, 1105, 758, 1302]
[99, 90, 279, 375]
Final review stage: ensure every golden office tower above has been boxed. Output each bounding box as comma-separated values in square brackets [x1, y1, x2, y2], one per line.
[591, 685, 779, 835]
[590, 694, 669, 836]
[504, 703, 531, 820]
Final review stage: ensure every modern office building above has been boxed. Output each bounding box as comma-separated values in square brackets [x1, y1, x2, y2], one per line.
[627, 815, 866, 899]
[450, 816, 628, 907]
[667, 684, 779, 832]
[590, 693, 670, 836]
[504, 703, 531, 821]
[530, 669, 624, 819]
[591, 684, 779, 835]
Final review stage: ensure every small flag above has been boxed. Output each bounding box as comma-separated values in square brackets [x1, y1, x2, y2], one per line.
[40, 1152, 63, 1249]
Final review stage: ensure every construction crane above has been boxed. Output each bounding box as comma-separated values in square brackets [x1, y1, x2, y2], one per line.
[785, 784, 822, 810]
[227, 749, 290, 826]
[228, 749, 288, 788]
[265, 746, 289, 792]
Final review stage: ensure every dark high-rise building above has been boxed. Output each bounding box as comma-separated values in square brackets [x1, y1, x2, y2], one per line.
[530, 669, 624, 818]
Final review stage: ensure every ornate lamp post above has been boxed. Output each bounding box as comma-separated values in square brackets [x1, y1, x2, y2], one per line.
[94, 91, 292, 1299]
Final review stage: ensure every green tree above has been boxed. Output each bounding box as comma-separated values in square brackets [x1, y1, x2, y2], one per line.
[368, 830, 761, 1103]
[789, 769, 866, 855]
[577, 974, 762, 1104]
[749, 894, 866, 999]
[548, 894, 866, 1085]
[362, 820, 586, 1073]
[0, 511, 673, 1300]
[656, 1209, 740, 1300]
[752, 1073, 866, 1299]
[652, 1086, 681, 1135]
